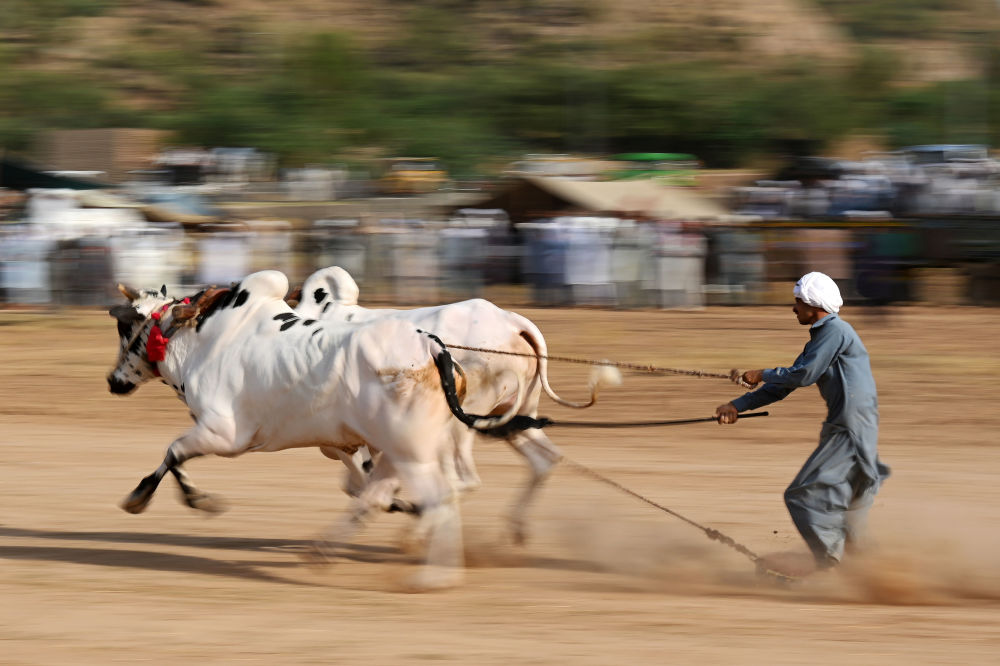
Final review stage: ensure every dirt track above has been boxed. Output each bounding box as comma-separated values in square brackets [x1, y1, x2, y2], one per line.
[2, 304, 999, 664]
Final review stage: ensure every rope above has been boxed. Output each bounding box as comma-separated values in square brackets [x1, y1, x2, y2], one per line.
[444, 341, 793, 580]
[442, 343, 756, 388]
[561, 455, 796, 583]
[560, 456, 763, 562]
[551, 411, 768, 429]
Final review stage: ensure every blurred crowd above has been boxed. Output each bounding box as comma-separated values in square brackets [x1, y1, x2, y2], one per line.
[3, 140, 999, 309]
[1, 203, 942, 310]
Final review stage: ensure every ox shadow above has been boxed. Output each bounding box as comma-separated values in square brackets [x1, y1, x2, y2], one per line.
[0, 544, 310, 586]
[0, 524, 394, 556]
[0, 525, 606, 578]
[0, 525, 402, 586]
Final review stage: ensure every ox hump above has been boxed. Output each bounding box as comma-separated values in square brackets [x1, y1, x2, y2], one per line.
[240, 270, 290, 301]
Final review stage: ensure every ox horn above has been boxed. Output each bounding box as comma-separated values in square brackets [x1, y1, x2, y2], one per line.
[117, 283, 141, 301]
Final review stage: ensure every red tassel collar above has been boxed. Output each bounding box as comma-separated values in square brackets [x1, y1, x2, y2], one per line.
[147, 298, 189, 375]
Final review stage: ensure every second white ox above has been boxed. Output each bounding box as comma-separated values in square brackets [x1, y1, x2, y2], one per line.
[106, 269, 545, 589]
[293, 266, 622, 542]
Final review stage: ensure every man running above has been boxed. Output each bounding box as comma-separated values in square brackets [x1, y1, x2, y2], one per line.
[716, 272, 890, 572]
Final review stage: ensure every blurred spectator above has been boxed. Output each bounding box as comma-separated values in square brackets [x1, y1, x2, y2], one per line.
[611, 218, 647, 309]
[196, 226, 252, 285]
[654, 220, 707, 309]
[710, 225, 765, 305]
[439, 222, 487, 301]
[313, 219, 367, 289]
[391, 223, 439, 304]
[0, 229, 56, 304]
[562, 216, 615, 307]
[521, 219, 569, 307]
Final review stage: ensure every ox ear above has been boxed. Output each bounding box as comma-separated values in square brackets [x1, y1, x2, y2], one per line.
[172, 286, 230, 324]
[117, 283, 141, 301]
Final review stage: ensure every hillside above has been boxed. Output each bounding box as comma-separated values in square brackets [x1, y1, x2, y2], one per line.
[1, 0, 998, 172]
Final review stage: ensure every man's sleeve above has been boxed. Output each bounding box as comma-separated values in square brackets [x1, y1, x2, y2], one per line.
[731, 382, 795, 412]
[760, 324, 844, 389]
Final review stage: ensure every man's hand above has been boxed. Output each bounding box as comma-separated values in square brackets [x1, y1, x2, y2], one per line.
[716, 402, 739, 424]
[730, 368, 764, 389]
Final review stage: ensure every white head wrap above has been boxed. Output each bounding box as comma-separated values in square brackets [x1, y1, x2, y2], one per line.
[793, 272, 842, 314]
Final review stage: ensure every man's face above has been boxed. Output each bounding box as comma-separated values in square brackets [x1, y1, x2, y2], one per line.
[792, 297, 820, 325]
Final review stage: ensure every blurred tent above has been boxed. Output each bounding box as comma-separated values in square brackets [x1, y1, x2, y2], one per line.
[473, 175, 729, 224]
[1, 156, 109, 190]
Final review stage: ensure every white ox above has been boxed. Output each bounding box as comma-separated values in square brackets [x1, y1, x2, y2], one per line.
[106, 269, 544, 589]
[293, 266, 621, 542]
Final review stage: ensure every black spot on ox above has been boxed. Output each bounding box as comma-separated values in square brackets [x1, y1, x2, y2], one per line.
[273, 313, 296, 321]
[217, 282, 241, 310]
[313, 288, 328, 304]
[233, 289, 250, 308]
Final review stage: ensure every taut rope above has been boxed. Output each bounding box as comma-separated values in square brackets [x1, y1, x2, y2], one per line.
[442, 343, 756, 389]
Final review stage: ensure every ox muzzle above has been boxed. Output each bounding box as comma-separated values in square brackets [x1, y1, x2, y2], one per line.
[107, 374, 138, 395]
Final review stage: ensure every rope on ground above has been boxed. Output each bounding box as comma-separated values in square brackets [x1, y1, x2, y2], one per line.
[560, 455, 762, 564]
[442, 342, 756, 388]
[555, 410, 793, 582]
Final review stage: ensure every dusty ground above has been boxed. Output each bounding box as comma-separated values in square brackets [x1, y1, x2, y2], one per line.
[2, 304, 999, 664]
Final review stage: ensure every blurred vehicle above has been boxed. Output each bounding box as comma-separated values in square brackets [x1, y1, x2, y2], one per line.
[900, 144, 989, 166]
[504, 154, 608, 180]
[378, 157, 448, 195]
[607, 152, 699, 186]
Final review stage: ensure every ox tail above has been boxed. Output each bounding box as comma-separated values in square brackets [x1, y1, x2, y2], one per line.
[422, 330, 550, 439]
[511, 314, 622, 409]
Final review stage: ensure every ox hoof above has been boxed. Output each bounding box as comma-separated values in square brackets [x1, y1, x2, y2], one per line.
[405, 566, 463, 592]
[183, 491, 228, 515]
[120, 492, 152, 514]
[121, 483, 157, 514]
[121, 474, 159, 514]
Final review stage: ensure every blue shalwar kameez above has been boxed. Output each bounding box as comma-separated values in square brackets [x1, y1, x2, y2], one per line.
[730, 314, 890, 565]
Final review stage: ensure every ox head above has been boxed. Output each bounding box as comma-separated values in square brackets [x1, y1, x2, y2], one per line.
[107, 283, 233, 394]
[107, 283, 174, 394]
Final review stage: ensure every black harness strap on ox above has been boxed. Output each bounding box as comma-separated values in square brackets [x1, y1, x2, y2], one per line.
[423, 330, 551, 439]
